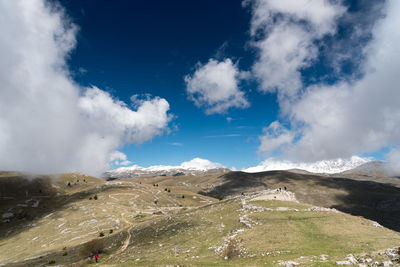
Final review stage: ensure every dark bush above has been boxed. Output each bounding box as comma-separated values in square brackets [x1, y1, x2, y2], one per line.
[99, 231, 104, 237]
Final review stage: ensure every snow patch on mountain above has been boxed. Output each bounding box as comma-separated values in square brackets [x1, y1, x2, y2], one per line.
[243, 156, 371, 174]
[105, 158, 225, 178]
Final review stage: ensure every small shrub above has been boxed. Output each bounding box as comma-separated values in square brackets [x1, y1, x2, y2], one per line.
[164, 188, 168, 191]
[94, 194, 98, 200]
[62, 252, 68, 256]
[62, 246, 67, 250]
[153, 184, 156, 187]
[67, 182, 71, 187]
[168, 189, 171, 193]
[182, 195, 185, 199]
[99, 232, 104, 237]
[89, 197, 92, 200]
[49, 260, 56, 264]
[154, 200, 158, 205]
[109, 229, 113, 234]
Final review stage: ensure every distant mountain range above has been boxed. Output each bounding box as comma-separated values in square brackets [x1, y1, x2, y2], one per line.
[104, 166, 230, 179]
[104, 156, 391, 179]
[242, 156, 372, 174]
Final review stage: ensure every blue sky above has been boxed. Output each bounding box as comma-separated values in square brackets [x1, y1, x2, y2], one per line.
[59, 0, 280, 169]
[1, 0, 399, 176]
[59, 0, 393, 169]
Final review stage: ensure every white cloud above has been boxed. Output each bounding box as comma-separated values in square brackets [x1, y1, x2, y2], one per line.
[180, 158, 224, 170]
[185, 59, 249, 114]
[0, 0, 171, 176]
[259, 121, 294, 157]
[109, 151, 132, 166]
[254, 1, 400, 174]
[243, 156, 370, 174]
[168, 142, 183, 146]
[248, 0, 345, 98]
[386, 149, 400, 176]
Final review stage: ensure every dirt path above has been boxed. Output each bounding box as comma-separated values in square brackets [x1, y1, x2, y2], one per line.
[115, 214, 133, 254]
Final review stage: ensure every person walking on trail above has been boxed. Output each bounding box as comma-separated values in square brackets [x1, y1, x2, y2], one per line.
[95, 253, 99, 263]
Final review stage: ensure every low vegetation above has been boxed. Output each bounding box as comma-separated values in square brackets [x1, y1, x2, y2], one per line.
[1, 171, 400, 266]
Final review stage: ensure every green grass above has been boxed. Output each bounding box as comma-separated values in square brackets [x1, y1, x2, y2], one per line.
[249, 200, 312, 209]
[99, 199, 400, 266]
[2, 172, 400, 266]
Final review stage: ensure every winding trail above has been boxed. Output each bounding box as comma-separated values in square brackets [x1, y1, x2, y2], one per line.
[115, 214, 134, 254]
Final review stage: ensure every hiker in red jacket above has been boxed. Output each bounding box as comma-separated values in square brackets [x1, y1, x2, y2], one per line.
[95, 253, 99, 263]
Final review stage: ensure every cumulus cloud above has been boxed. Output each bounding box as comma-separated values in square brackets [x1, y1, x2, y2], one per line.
[109, 151, 131, 166]
[386, 149, 400, 176]
[185, 59, 249, 114]
[0, 0, 172, 176]
[252, 0, 400, 173]
[248, 0, 345, 99]
[180, 158, 224, 170]
[259, 121, 294, 156]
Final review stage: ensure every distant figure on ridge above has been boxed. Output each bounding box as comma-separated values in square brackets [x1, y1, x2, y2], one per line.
[284, 186, 287, 191]
[95, 253, 99, 263]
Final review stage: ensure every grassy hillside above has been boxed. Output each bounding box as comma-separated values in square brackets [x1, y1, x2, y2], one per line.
[100, 198, 400, 266]
[201, 171, 400, 231]
[0, 171, 400, 266]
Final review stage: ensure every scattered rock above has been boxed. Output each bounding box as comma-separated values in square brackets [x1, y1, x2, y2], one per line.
[336, 260, 352, 265]
[347, 254, 358, 265]
[385, 247, 399, 261]
[320, 254, 328, 262]
[372, 221, 383, 228]
[278, 260, 299, 267]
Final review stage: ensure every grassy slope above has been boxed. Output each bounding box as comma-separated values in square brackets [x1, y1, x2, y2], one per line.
[100, 199, 400, 266]
[0, 173, 218, 266]
[1, 171, 400, 266]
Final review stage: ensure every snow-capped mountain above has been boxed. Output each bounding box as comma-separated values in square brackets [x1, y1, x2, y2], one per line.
[105, 158, 229, 179]
[105, 156, 374, 179]
[243, 156, 371, 174]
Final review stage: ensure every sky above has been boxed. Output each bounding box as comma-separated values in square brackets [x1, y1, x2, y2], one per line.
[1, 0, 400, 176]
